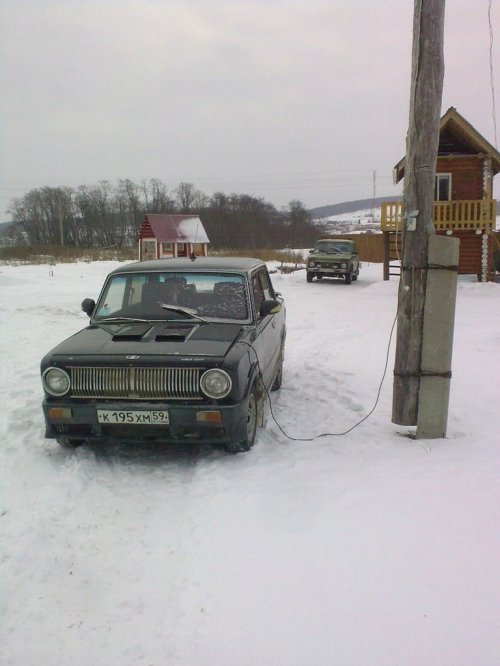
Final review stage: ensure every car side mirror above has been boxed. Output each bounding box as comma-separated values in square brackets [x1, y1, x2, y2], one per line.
[81, 298, 96, 317]
[308, 249, 314, 253]
[260, 299, 281, 317]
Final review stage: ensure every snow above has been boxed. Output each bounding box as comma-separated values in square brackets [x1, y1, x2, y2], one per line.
[177, 217, 210, 244]
[1, 260, 499, 666]
[313, 207, 382, 233]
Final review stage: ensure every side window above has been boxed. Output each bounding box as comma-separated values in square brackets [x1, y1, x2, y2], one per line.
[259, 269, 274, 300]
[252, 273, 265, 318]
[252, 269, 274, 317]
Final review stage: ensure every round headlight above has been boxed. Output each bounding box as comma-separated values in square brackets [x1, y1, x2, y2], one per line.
[42, 367, 70, 396]
[341, 263, 347, 268]
[200, 369, 232, 399]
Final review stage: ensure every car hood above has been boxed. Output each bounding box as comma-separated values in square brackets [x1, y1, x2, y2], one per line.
[44, 322, 244, 363]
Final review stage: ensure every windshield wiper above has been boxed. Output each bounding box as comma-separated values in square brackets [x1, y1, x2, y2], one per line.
[160, 304, 208, 324]
[96, 316, 151, 323]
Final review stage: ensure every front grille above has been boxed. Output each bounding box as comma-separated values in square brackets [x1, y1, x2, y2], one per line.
[69, 366, 203, 400]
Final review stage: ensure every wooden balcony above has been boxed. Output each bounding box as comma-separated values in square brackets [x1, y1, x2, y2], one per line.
[381, 199, 496, 232]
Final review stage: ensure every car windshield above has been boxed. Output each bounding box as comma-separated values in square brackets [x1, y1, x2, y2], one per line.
[315, 241, 353, 254]
[94, 271, 250, 322]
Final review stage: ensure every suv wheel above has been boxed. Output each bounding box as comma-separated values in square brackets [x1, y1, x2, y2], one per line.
[306, 272, 313, 283]
[345, 271, 352, 284]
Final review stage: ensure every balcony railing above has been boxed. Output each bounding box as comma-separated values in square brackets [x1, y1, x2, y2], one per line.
[381, 199, 496, 232]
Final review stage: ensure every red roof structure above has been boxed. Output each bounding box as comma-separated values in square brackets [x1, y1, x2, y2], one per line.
[138, 214, 210, 260]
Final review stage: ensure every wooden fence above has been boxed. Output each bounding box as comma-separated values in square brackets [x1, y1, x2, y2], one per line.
[322, 234, 385, 263]
[326, 230, 499, 267]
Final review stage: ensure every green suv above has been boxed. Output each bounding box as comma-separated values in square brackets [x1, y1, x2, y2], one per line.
[306, 238, 360, 284]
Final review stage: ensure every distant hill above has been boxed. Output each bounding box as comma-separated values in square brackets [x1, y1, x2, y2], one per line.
[309, 196, 401, 219]
[0, 221, 13, 233]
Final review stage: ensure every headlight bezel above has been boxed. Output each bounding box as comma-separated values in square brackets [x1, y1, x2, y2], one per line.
[200, 368, 232, 400]
[42, 367, 71, 397]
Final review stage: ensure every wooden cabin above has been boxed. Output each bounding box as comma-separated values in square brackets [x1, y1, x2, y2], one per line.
[138, 214, 210, 261]
[381, 107, 500, 281]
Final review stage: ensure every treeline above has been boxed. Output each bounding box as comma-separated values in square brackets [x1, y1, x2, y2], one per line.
[8, 179, 321, 249]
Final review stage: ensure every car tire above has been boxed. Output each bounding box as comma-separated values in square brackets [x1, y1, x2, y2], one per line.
[57, 437, 85, 449]
[271, 358, 283, 391]
[306, 272, 313, 283]
[345, 271, 352, 284]
[225, 384, 258, 454]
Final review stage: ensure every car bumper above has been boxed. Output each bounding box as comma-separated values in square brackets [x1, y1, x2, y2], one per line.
[307, 267, 348, 276]
[43, 398, 249, 446]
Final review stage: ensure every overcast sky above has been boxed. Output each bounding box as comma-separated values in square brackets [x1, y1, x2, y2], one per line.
[1, 0, 498, 219]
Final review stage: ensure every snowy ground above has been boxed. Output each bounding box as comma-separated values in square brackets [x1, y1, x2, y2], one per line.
[1, 260, 499, 666]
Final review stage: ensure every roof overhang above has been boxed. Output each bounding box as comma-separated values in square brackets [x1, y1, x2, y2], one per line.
[393, 107, 500, 182]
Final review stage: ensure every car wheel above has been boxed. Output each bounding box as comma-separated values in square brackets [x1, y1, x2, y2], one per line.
[306, 272, 313, 282]
[271, 358, 283, 391]
[225, 384, 258, 453]
[345, 271, 352, 284]
[57, 437, 85, 449]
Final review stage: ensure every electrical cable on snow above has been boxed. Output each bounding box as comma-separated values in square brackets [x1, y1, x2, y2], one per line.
[253, 220, 407, 441]
[240, 299, 399, 441]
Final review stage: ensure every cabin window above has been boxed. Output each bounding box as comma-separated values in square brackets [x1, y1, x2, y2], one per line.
[142, 240, 157, 260]
[161, 242, 174, 257]
[435, 174, 452, 201]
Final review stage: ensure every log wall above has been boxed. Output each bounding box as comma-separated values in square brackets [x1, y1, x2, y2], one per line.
[436, 155, 483, 200]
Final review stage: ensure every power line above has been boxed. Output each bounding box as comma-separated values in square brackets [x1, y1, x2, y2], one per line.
[488, 0, 498, 147]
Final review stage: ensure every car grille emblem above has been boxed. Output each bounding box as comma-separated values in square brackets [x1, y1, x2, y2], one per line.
[126, 355, 140, 360]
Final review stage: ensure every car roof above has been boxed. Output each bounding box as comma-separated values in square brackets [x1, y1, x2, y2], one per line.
[317, 238, 354, 243]
[108, 256, 267, 275]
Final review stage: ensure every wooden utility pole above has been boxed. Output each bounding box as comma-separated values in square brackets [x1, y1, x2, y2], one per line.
[392, 0, 445, 425]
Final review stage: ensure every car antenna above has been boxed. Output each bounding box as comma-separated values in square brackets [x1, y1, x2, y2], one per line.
[190, 220, 199, 261]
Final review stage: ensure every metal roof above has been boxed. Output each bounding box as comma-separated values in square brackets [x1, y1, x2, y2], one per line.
[139, 214, 210, 243]
[109, 256, 266, 275]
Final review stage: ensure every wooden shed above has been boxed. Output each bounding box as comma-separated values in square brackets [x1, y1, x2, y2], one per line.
[138, 214, 210, 261]
[381, 107, 500, 281]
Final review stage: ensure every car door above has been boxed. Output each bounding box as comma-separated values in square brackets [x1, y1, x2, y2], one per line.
[250, 268, 284, 389]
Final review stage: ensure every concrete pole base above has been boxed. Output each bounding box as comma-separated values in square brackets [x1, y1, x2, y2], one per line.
[416, 235, 460, 439]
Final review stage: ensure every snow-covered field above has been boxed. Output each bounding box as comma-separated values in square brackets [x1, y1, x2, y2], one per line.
[1, 260, 499, 666]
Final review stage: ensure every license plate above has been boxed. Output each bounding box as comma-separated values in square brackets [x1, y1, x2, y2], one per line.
[97, 410, 169, 425]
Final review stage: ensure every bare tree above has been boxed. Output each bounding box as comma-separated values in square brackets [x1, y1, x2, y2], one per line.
[10, 187, 74, 245]
[148, 178, 176, 213]
[175, 182, 198, 213]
